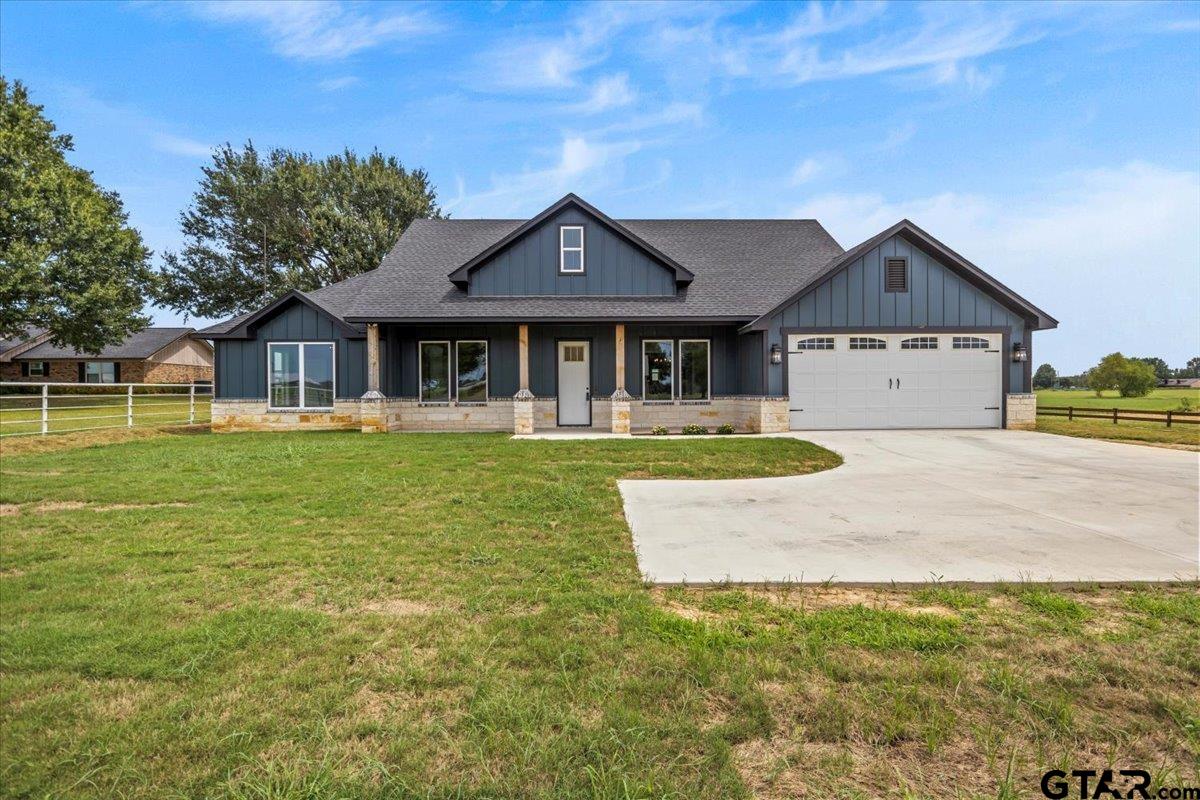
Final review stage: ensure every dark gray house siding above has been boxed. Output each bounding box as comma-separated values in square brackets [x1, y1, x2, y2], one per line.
[760, 234, 1032, 395]
[371, 323, 757, 400]
[214, 301, 366, 400]
[468, 207, 677, 297]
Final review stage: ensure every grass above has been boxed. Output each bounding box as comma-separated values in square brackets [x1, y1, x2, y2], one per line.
[1034, 388, 1200, 449]
[1035, 387, 1200, 412]
[0, 393, 211, 436]
[1, 430, 1197, 799]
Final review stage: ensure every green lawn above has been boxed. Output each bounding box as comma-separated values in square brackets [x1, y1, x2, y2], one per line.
[1034, 388, 1199, 448]
[1, 431, 1196, 799]
[0, 393, 211, 436]
[1036, 387, 1199, 411]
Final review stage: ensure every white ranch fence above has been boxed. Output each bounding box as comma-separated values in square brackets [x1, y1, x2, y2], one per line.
[0, 382, 213, 437]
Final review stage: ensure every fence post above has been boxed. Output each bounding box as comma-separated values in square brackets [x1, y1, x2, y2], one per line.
[189, 384, 196, 424]
[1166, 410, 1172, 428]
[1068, 406, 1073, 421]
[127, 384, 134, 428]
[1112, 407, 1118, 425]
[41, 384, 48, 435]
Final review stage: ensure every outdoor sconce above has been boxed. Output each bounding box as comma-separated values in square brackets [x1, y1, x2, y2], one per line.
[1012, 342, 1028, 363]
[770, 344, 783, 364]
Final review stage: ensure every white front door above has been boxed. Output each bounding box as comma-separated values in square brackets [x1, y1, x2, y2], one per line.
[557, 341, 591, 426]
[787, 333, 1003, 430]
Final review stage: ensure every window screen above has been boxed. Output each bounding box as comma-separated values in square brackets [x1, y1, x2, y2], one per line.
[420, 341, 451, 402]
[643, 340, 673, 401]
[679, 340, 710, 400]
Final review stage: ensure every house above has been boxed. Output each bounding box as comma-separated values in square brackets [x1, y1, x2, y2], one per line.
[200, 194, 1056, 434]
[1161, 377, 1200, 388]
[0, 327, 214, 384]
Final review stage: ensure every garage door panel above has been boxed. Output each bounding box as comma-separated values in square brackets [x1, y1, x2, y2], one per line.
[789, 331, 1002, 430]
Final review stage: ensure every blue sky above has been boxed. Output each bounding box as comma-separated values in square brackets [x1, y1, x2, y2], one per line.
[2, 0, 1198, 373]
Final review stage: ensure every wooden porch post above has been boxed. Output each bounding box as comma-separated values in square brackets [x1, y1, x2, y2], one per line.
[364, 323, 383, 398]
[514, 323, 534, 433]
[614, 323, 626, 395]
[518, 323, 530, 394]
[611, 323, 631, 433]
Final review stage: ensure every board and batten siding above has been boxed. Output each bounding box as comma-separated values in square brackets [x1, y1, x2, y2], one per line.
[762, 234, 1032, 394]
[384, 324, 520, 398]
[214, 302, 366, 400]
[468, 208, 677, 297]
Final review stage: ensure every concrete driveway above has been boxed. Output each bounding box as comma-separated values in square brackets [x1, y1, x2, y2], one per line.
[619, 430, 1199, 584]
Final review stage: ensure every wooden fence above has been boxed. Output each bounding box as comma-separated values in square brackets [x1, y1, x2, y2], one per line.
[1037, 405, 1200, 427]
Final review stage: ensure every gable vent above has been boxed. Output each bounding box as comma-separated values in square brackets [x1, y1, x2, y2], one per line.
[884, 257, 908, 293]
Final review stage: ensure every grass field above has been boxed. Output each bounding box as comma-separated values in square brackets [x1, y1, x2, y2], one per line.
[1035, 387, 1199, 411]
[1, 431, 1197, 799]
[0, 393, 211, 436]
[1035, 388, 1200, 448]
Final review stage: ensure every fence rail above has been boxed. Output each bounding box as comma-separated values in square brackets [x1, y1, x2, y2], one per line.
[1037, 405, 1200, 427]
[0, 382, 213, 437]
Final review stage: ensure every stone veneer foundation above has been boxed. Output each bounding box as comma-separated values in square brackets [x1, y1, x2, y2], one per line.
[212, 396, 790, 434]
[1005, 393, 1037, 430]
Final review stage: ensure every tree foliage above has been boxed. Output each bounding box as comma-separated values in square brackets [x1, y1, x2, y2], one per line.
[1032, 363, 1057, 389]
[0, 77, 154, 352]
[1085, 352, 1157, 398]
[155, 143, 441, 319]
[1132, 356, 1169, 382]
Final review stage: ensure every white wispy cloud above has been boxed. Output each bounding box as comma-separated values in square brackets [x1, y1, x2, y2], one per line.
[791, 162, 1200, 371]
[450, 135, 643, 216]
[149, 132, 214, 158]
[318, 76, 359, 92]
[181, 0, 438, 61]
[568, 73, 637, 114]
[790, 157, 825, 186]
[55, 84, 213, 160]
[878, 121, 917, 151]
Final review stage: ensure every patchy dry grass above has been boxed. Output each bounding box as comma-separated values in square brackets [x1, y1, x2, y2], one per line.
[1, 430, 1195, 799]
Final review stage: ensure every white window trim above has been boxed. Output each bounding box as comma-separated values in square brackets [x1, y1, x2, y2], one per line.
[455, 340, 489, 404]
[642, 339, 675, 402]
[28, 361, 45, 376]
[418, 340, 452, 404]
[678, 339, 711, 401]
[559, 225, 584, 273]
[266, 341, 336, 411]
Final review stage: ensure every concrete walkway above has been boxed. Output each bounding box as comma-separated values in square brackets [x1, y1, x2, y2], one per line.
[619, 430, 1199, 584]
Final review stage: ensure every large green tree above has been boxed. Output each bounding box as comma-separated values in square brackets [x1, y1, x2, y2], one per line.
[1085, 352, 1157, 398]
[156, 143, 441, 319]
[1032, 363, 1057, 389]
[1132, 356, 1169, 382]
[0, 78, 154, 351]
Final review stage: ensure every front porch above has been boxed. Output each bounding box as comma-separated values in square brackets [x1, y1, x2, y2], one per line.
[355, 321, 787, 435]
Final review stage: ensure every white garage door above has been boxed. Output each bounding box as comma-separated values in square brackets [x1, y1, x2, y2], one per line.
[787, 332, 1003, 430]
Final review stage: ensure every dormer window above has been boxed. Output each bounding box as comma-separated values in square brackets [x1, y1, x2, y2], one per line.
[559, 225, 584, 273]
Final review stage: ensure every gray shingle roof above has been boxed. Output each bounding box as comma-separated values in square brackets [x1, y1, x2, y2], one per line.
[18, 327, 196, 360]
[0, 327, 47, 357]
[198, 214, 846, 331]
[343, 217, 844, 321]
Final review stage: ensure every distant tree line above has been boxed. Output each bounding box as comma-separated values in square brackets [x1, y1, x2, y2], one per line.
[1035, 355, 1200, 396]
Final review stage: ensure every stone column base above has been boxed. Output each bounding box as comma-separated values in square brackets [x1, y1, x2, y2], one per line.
[513, 390, 535, 434]
[360, 397, 387, 433]
[1006, 393, 1036, 430]
[610, 389, 631, 434]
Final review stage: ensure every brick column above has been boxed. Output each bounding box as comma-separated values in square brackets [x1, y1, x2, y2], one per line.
[610, 323, 631, 434]
[514, 323, 535, 434]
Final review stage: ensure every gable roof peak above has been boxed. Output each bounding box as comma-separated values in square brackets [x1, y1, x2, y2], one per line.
[447, 193, 695, 287]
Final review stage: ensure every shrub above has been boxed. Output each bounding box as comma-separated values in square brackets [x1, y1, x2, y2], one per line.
[1085, 352, 1156, 398]
[1179, 397, 1193, 412]
[681, 424, 708, 435]
[716, 424, 735, 435]
[650, 425, 669, 436]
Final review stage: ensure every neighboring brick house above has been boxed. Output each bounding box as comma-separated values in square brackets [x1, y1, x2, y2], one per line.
[0, 327, 213, 384]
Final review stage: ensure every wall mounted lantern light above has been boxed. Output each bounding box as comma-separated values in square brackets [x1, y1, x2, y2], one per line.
[1012, 342, 1028, 363]
[770, 344, 782, 364]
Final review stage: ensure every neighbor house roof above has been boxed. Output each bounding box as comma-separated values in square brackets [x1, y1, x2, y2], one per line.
[0, 327, 50, 361]
[17, 327, 199, 360]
